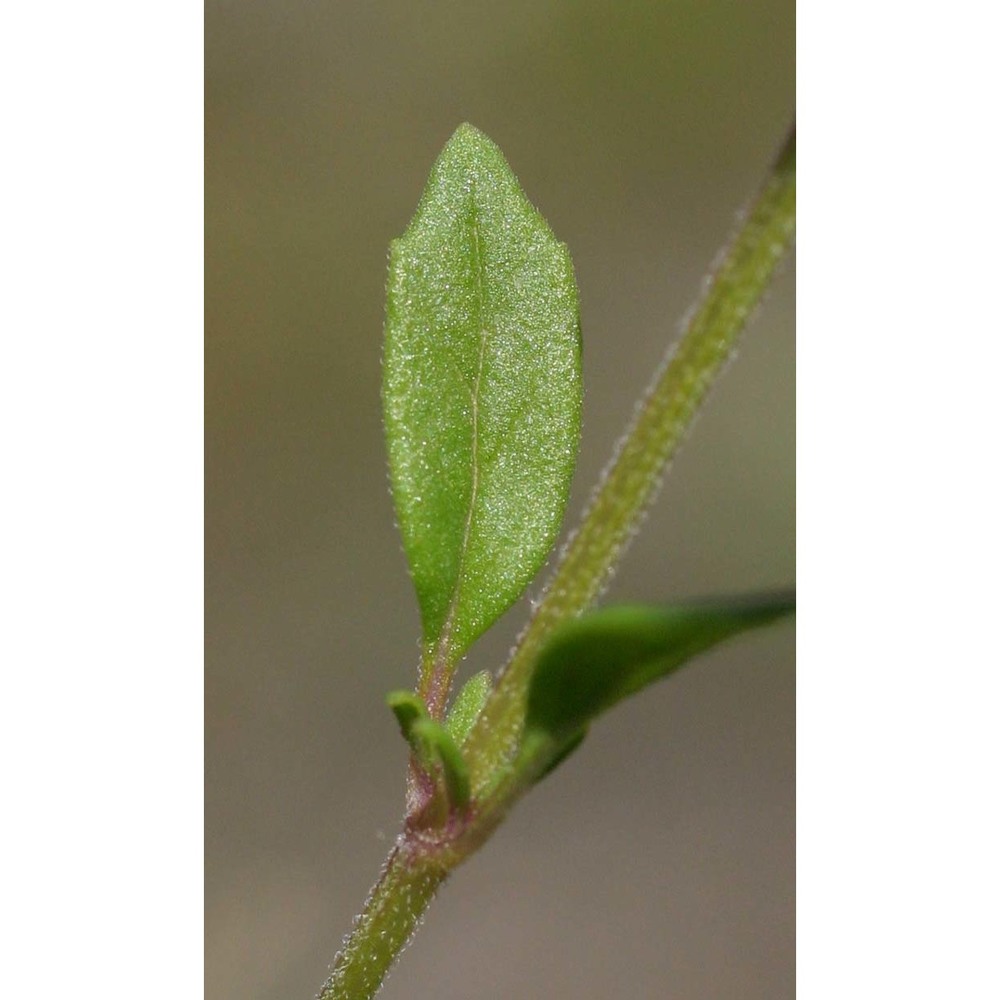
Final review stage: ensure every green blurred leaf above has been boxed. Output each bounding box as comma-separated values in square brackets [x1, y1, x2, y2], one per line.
[519, 593, 795, 779]
[535, 728, 587, 781]
[384, 123, 582, 671]
[445, 670, 493, 746]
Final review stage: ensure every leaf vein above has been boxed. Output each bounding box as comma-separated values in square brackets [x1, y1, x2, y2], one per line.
[432, 186, 490, 682]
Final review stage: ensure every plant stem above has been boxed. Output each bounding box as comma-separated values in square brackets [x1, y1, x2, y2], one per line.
[464, 126, 796, 792]
[322, 125, 795, 998]
[318, 840, 447, 1000]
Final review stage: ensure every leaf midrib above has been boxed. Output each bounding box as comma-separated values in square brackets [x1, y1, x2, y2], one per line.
[433, 183, 489, 668]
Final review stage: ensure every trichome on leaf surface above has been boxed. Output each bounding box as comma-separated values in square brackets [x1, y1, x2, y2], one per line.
[319, 123, 795, 999]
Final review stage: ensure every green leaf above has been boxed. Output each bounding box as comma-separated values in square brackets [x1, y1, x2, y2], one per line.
[445, 670, 493, 746]
[386, 689, 430, 744]
[410, 719, 471, 811]
[519, 592, 795, 779]
[387, 690, 472, 810]
[383, 123, 582, 676]
[535, 728, 587, 781]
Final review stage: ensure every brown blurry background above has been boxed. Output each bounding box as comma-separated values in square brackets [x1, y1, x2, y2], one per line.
[206, 2, 794, 998]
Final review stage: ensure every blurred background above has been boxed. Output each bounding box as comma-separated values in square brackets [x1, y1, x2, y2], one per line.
[206, 2, 794, 998]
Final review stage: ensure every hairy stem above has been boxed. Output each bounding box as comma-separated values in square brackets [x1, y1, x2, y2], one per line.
[464, 126, 796, 791]
[319, 841, 447, 1000]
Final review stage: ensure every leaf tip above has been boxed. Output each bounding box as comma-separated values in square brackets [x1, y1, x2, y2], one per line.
[440, 122, 505, 170]
[449, 121, 489, 145]
[386, 689, 429, 743]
